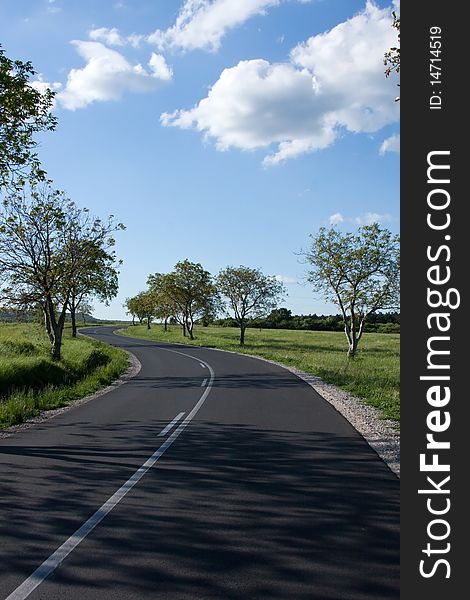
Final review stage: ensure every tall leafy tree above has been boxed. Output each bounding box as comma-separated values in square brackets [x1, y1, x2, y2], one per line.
[147, 272, 174, 332]
[0, 45, 56, 190]
[164, 260, 218, 340]
[75, 297, 94, 326]
[0, 184, 76, 358]
[216, 266, 285, 345]
[66, 209, 124, 337]
[303, 224, 400, 357]
[125, 295, 145, 325]
[128, 290, 157, 329]
[0, 182, 124, 358]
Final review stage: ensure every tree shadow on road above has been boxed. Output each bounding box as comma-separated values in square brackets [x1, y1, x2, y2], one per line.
[0, 420, 399, 599]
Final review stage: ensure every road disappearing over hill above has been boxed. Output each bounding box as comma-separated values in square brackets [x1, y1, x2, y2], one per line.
[0, 326, 399, 599]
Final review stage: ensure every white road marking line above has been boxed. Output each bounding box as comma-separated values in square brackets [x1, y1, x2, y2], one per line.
[199, 362, 206, 368]
[6, 350, 215, 600]
[158, 412, 185, 437]
[201, 378, 207, 387]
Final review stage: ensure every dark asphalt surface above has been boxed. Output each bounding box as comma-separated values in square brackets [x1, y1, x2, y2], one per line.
[0, 326, 400, 599]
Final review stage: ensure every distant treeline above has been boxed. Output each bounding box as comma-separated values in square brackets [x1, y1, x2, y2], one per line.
[213, 308, 400, 333]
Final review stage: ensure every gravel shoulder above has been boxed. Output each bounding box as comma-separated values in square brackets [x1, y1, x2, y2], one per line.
[256, 356, 400, 477]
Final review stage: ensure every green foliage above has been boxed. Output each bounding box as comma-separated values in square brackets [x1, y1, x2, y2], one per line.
[146, 260, 219, 339]
[303, 224, 400, 357]
[0, 45, 57, 190]
[216, 265, 286, 344]
[64, 205, 124, 336]
[146, 272, 174, 324]
[0, 182, 124, 357]
[125, 290, 156, 327]
[384, 11, 400, 78]
[219, 309, 400, 333]
[118, 325, 400, 423]
[0, 323, 128, 427]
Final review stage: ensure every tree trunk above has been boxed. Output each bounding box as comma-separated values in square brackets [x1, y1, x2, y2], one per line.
[164, 317, 168, 332]
[147, 316, 151, 329]
[45, 295, 68, 361]
[71, 307, 77, 338]
[239, 322, 246, 346]
[182, 321, 186, 337]
[347, 310, 359, 359]
[52, 325, 63, 361]
[42, 302, 54, 343]
[342, 324, 356, 358]
[347, 340, 358, 358]
[132, 315, 135, 326]
[187, 316, 194, 340]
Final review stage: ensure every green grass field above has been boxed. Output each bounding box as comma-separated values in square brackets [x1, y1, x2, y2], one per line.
[0, 323, 129, 428]
[119, 324, 400, 423]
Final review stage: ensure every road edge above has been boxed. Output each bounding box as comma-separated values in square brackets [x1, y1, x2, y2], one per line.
[250, 355, 400, 478]
[118, 329, 400, 479]
[0, 349, 142, 439]
[200, 346, 400, 479]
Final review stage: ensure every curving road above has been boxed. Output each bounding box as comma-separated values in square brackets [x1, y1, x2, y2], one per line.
[0, 326, 399, 599]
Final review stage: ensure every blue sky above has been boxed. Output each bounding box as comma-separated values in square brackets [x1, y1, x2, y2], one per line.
[1, 0, 400, 320]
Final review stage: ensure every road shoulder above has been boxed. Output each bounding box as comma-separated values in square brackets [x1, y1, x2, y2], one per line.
[0, 348, 141, 439]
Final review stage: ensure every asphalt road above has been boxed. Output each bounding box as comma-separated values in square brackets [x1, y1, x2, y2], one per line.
[0, 326, 400, 599]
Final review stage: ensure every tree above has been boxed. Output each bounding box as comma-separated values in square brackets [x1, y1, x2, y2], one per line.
[163, 260, 218, 340]
[76, 297, 94, 326]
[216, 266, 286, 345]
[0, 184, 76, 359]
[125, 292, 153, 327]
[0, 45, 57, 190]
[66, 209, 124, 337]
[147, 272, 174, 332]
[125, 296, 140, 325]
[384, 10, 400, 100]
[302, 224, 399, 358]
[0, 182, 124, 359]
[138, 290, 157, 330]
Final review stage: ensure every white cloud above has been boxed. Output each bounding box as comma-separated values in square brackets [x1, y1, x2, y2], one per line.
[148, 0, 312, 52]
[328, 211, 394, 226]
[47, 0, 61, 14]
[354, 212, 393, 225]
[329, 212, 344, 225]
[148, 53, 173, 80]
[89, 27, 125, 46]
[57, 42, 172, 110]
[128, 33, 145, 48]
[31, 74, 62, 94]
[30, 75, 62, 109]
[162, 59, 335, 157]
[89, 27, 143, 48]
[379, 133, 400, 155]
[161, 2, 399, 164]
[290, 2, 398, 132]
[275, 275, 298, 284]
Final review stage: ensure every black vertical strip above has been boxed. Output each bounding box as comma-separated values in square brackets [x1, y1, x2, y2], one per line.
[401, 2, 465, 598]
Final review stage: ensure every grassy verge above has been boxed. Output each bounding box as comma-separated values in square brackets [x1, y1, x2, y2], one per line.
[0, 323, 129, 428]
[119, 325, 400, 423]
